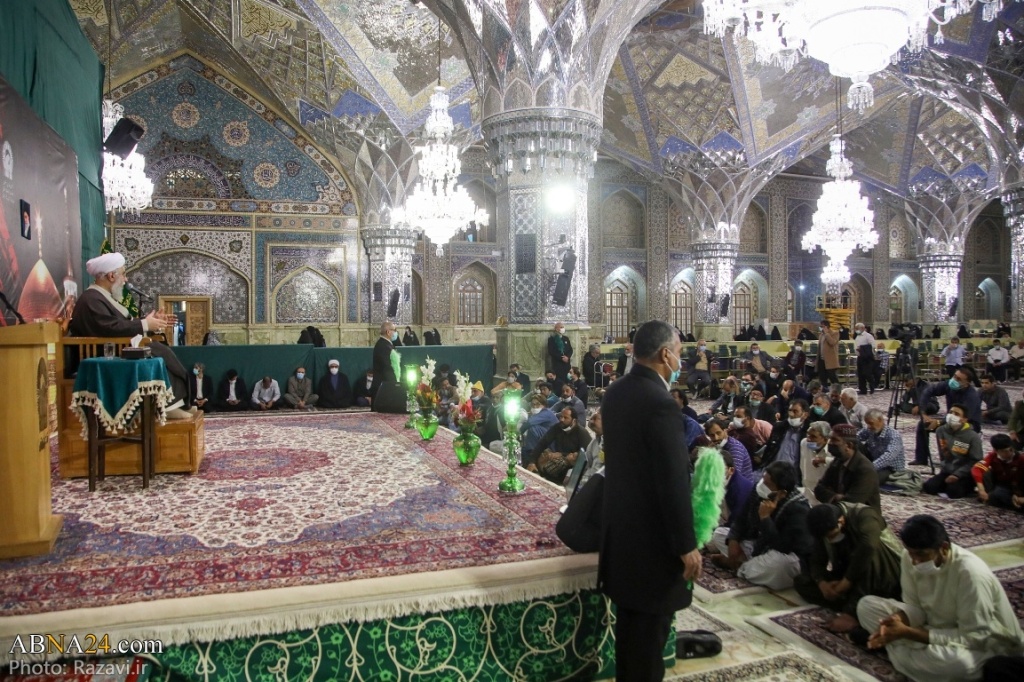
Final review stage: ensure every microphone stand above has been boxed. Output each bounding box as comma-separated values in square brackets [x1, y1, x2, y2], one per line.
[0, 291, 26, 324]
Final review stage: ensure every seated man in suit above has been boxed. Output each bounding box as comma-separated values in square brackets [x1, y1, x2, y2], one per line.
[353, 369, 374, 407]
[686, 339, 715, 396]
[283, 366, 318, 410]
[616, 343, 635, 377]
[68, 251, 192, 418]
[814, 423, 882, 513]
[317, 359, 352, 409]
[188, 362, 214, 412]
[215, 369, 249, 412]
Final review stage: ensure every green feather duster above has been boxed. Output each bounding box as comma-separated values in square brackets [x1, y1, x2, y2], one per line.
[691, 447, 726, 548]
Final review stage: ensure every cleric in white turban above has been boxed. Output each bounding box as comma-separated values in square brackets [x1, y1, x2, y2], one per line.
[69, 252, 194, 418]
[84, 252, 126, 277]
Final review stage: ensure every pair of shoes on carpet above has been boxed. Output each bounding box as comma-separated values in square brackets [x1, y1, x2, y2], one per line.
[676, 630, 722, 659]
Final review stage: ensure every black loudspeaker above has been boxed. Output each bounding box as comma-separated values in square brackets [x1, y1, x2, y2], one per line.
[103, 118, 145, 159]
[387, 289, 400, 318]
[552, 248, 576, 306]
[374, 381, 407, 413]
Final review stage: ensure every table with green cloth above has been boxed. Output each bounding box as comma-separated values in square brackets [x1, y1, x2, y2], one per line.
[172, 344, 497, 395]
[70, 357, 173, 437]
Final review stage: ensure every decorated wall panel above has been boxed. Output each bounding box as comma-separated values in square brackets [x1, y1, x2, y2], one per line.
[274, 268, 341, 324]
[128, 251, 249, 324]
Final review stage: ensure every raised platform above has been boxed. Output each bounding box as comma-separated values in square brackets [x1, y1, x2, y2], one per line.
[1, 413, 618, 679]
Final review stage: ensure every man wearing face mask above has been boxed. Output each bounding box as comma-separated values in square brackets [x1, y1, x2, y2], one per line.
[527, 407, 591, 483]
[284, 366, 318, 410]
[554, 383, 587, 424]
[370, 321, 399, 409]
[811, 393, 846, 428]
[353, 369, 374, 407]
[547, 322, 573, 388]
[616, 343, 635, 376]
[317, 359, 352, 409]
[916, 367, 982, 466]
[816, 320, 841, 387]
[784, 341, 808, 382]
[520, 394, 558, 458]
[704, 418, 754, 483]
[599, 320, 700, 680]
[70, 252, 193, 417]
[800, 421, 833, 505]
[924, 405, 983, 498]
[710, 461, 813, 590]
[972, 433, 1024, 511]
[858, 515, 1024, 682]
[758, 399, 812, 471]
[813, 423, 882, 514]
[853, 323, 877, 395]
[728, 405, 773, 465]
[795, 502, 902, 634]
[742, 343, 774, 375]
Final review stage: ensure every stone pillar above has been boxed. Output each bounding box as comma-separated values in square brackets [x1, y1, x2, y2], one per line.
[1005, 189, 1024, 323]
[483, 110, 602, 327]
[361, 225, 417, 325]
[692, 230, 739, 343]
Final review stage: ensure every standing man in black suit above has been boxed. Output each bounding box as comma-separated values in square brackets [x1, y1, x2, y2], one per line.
[370, 321, 398, 410]
[547, 322, 573, 386]
[599, 320, 701, 680]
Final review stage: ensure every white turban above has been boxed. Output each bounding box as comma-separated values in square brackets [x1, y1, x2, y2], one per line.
[328, 359, 339, 367]
[86, 252, 126, 277]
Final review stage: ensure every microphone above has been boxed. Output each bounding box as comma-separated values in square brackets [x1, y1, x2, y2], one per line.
[0, 290, 26, 324]
[126, 283, 153, 300]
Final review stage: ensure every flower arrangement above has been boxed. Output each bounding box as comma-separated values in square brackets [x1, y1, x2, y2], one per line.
[455, 399, 482, 432]
[415, 382, 439, 410]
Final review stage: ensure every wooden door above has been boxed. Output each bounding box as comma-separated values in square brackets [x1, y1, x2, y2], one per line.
[157, 297, 212, 346]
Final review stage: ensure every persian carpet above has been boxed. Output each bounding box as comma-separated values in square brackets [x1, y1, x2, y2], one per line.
[695, 556, 762, 598]
[666, 653, 849, 682]
[0, 413, 594, 663]
[757, 564, 1024, 682]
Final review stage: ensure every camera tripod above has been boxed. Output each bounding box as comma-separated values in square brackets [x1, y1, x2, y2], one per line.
[887, 346, 916, 429]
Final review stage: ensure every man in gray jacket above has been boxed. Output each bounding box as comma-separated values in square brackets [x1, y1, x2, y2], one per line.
[284, 366, 319, 410]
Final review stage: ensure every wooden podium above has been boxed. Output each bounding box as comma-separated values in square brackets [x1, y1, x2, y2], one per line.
[0, 322, 63, 558]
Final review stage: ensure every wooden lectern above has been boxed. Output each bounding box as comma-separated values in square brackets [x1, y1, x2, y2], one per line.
[0, 322, 63, 558]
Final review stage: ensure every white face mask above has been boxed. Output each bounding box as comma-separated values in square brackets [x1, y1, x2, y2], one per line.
[913, 559, 942, 575]
[752, 349, 760, 355]
[562, 425, 574, 433]
[755, 480, 774, 500]
[788, 416, 803, 427]
[330, 367, 339, 375]
[530, 407, 542, 415]
[945, 414, 962, 428]
[732, 417, 745, 429]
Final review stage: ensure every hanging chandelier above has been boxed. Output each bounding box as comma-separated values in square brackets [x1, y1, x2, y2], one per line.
[392, 21, 488, 256]
[703, 1, 1018, 112]
[802, 82, 877, 287]
[101, 1, 152, 216]
[102, 99, 154, 214]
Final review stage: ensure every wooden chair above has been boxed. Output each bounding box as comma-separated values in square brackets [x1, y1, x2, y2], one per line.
[56, 335, 204, 480]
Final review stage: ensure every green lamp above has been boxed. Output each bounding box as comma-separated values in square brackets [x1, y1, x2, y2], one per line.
[498, 393, 525, 493]
[404, 364, 420, 428]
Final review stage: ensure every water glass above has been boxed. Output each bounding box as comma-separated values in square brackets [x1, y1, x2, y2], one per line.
[103, 342, 115, 359]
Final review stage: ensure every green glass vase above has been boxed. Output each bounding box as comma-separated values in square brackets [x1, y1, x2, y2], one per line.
[416, 410, 439, 441]
[453, 430, 481, 466]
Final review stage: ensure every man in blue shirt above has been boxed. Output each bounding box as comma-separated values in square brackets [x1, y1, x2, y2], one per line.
[914, 367, 981, 466]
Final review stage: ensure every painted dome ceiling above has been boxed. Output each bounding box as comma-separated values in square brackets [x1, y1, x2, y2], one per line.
[71, 0, 1024, 199]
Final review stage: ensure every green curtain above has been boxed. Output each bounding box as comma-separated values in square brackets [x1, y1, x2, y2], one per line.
[0, 0, 105, 276]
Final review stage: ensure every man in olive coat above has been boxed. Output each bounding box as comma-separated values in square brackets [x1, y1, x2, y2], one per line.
[599, 321, 701, 681]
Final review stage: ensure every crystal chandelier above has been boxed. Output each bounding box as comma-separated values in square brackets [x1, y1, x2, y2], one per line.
[802, 83, 877, 286]
[703, 1, 1018, 113]
[100, 1, 152, 216]
[102, 99, 154, 214]
[392, 21, 488, 256]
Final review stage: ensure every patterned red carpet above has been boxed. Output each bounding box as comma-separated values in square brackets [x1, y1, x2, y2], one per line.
[0, 413, 572, 617]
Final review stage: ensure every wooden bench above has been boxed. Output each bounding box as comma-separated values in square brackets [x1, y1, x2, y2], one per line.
[57, 337, 204, 479]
